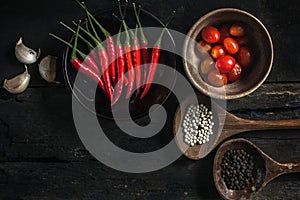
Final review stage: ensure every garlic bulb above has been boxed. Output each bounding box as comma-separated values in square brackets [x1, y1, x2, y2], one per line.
[3, 65, 31, 94]
[38, 55, 57, 82]
[15, 37, 41, 64]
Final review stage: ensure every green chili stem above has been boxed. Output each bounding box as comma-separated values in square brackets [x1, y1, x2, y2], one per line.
[117, 0, 130, 46]
[155, 10, 176, 46]
[60, 21, 94, 50]
[75, 0, 111, 38]
[81, 2, 101, 41]
[133, 3, 148, 44]
[49, 33, 86, 58]
[72, 20, 104, 50]
[72, 24, 80, 59]
[116, 24, 122, 46]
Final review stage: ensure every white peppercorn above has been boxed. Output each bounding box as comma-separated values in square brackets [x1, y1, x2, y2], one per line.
[182, 104, 214, 146]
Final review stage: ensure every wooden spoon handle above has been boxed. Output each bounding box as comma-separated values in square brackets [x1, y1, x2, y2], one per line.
[264, 161, 300, 186]
[234, 118, 300, 132]
[220, 113, 300, 142]
[280, 162, 300, 174]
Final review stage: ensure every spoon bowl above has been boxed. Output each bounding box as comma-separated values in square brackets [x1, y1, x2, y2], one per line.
[173, 93, 225, 160]
[213, 138, 300, 200]
[173, 94, 300, 160]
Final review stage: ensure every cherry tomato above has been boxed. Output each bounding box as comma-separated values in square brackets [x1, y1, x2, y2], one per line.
[197, 40, 212, 55]
[234, 36, 249, 46]
[219, 24, 231, 42]
[223, 37, 239, 54]
[200, 57, 215, 74]
[236, 46, 253, 68]
[208, 70, 228, 87]
[216, 55, 236, 73]
[211, 45, 226, 59]
[227, 62, 242, 82]
[201, 26, 220, 44]
[229, 23, 246, 37]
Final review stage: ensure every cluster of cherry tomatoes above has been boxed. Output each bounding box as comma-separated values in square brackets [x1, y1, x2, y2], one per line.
[197, 22, 253, 87]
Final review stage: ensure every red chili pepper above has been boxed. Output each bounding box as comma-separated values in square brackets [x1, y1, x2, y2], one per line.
[77, 24, 114, 101]
[141, 43, 149, 87]
[88, 48, 107, 93]
[140, 11, 175, 99]
[139, 47, 160, 99]
[71, 27, 105, 93]
[107, 36, 117, 85]
[133, 3, 149, 89]
[84, 52, 100, 73]
[51, 25, 106, 92]
[71, 58, 106, 92]
[111, 26, 125, 105]
[123, 76, 129, 86]
[59, 21, 109, 94]
[49, 30, 106, 93]
[131, 27, 141, 94]
[98, 46, 113, 101]
[59, 22, 100, 73]
[77, 0, 117, 85]
[124, 46, 135, 99]
[118, 1, 135, 99]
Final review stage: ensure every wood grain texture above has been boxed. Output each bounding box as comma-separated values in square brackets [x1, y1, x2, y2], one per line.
[0, 160, 299, 200]
[0, 0, 299, 84]
[0, 83, 299, 162]
[228, 83, 300, 114]
[0, 0, 299, 199]
[0, 83, 299, 199]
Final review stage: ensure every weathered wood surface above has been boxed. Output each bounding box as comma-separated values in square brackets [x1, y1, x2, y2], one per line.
[0, 83, 299, 199]
[0, 0, 299, 199]
[0, 83, 299, 162]
[0, 160, 299, 200]
[0, 0, 299, 85]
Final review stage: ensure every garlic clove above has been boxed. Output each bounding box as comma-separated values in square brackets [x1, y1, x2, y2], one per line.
[3, 65, 31, 94]
[38, 55, 57, 82]
[15, 37, 41, 64]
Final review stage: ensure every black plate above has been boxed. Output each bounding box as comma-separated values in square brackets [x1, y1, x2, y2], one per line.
[63, 7, 176, 120]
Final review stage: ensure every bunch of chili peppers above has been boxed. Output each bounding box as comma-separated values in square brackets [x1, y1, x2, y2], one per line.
[50, 0, 174, 105]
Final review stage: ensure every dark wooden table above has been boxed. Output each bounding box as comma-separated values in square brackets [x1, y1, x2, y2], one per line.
[0, 0, 299, 199]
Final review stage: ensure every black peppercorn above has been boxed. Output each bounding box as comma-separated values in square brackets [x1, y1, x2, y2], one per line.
[221, 149, 255, 190]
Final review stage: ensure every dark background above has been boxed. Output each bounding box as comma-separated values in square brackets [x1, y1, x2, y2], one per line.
[0, 0, 299, 199]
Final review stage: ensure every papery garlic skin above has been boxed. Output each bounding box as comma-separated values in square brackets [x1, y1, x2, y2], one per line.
[38, 55, 57, 82]
[15, 37, 41, 64]
[3, 65, 31, 94]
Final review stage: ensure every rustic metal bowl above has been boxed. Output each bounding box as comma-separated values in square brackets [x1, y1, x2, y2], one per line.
[63, 7, 176, 120]
[183, 8, 273, 99]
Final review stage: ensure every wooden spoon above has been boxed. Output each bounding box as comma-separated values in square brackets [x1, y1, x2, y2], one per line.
[173, 93, 300, 160]
[213, 138, 300, 200]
